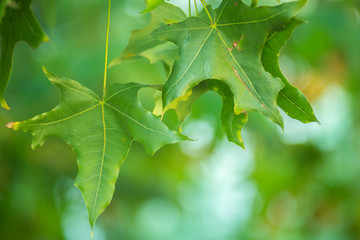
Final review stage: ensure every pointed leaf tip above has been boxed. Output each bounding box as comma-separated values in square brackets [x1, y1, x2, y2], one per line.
[42, 65, 50, 75]
[41, 66, 58, 82]
[1, 98, 10, 110]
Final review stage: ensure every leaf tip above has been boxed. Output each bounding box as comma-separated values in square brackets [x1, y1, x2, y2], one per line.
[42, 34, 50, 43]
[277, 120, 285, 132]
[42, 66, 54, 80]
[1, 99, 10, 110]
[314, 117, 321, 125]
[241, 144, 246, 151]
[42, 65, 49, 74]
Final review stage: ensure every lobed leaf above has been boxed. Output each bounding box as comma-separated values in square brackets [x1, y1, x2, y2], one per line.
[152, 0, 308, 128]
[0, 0, 48, 110]
[7, 67, 187, 228]
[262, 18, 318, 123]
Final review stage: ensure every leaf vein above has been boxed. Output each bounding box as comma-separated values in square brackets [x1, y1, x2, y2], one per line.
[216, 6, 294, 27]
[164, 28, 214, 100]
[215, 29, 281, 123]
[105, 103, 177, 138]
[21, 104, 101, 127]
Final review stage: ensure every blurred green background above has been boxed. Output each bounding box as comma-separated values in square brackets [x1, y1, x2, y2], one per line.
[1, 0, 360, 239]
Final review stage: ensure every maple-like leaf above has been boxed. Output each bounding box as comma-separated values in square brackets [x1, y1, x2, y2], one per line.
[110, 2, 186, 74]
[7, 67, 187, 228]
[152, 0, 308, 128]
[262, 18, 318, 123]
[0, 0, 48, 110]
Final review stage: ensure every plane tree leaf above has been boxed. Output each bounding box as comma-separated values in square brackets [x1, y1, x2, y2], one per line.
[110, 2, 186, 74]
[7, 67, 187, 228]
[0, 0, 48, 110]
[262, 18, 318, 123]
[152, 0, 308, 128]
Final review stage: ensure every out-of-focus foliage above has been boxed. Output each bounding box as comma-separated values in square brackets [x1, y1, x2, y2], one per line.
[0, 0, 48, 110]
[1, 0, 360, 239]
[110, 2, 186, 74]
[142, 0, 164, 13]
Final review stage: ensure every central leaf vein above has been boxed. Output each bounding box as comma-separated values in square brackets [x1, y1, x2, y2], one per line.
[164, 28, 214, 100]
[215, 29, 281, 123]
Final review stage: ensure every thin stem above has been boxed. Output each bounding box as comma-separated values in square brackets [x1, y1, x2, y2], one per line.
[102, 0, 111, 100]
[200, 0, 213, 24]
[188, 0, 191, 17]
[194, 0, 199, 16]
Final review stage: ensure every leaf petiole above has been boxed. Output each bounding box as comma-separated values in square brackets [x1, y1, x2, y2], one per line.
[194, 0, 199, 16]
[188, 0, 191, 17]
[199, 0, 213, 24]
[103, 0, 111, 100]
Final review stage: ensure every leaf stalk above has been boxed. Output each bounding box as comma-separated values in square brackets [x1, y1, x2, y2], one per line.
[194, 0, 199, 16]
[200, 0, 213, 24]
[103, 0, 111, 100]
[188, 0, 191, 17]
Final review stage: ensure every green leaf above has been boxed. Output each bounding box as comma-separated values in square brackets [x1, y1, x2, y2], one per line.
[0, 0, 11, 23]
[142, 0, 164, 13]
[152, 0, 308, 128]
[251, 0, 259, 7]
[0, 0, 48, 110]
[163, 80, 248, 148]
[110, 2, 186, 73]
[262, 18, 318, 123]
[207, 80, 248, 148]
[7, 67, 187, 228]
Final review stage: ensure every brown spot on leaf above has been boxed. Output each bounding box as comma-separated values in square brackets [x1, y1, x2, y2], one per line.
[231, 34, 244, 52]
[232, 40, 241, 52]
